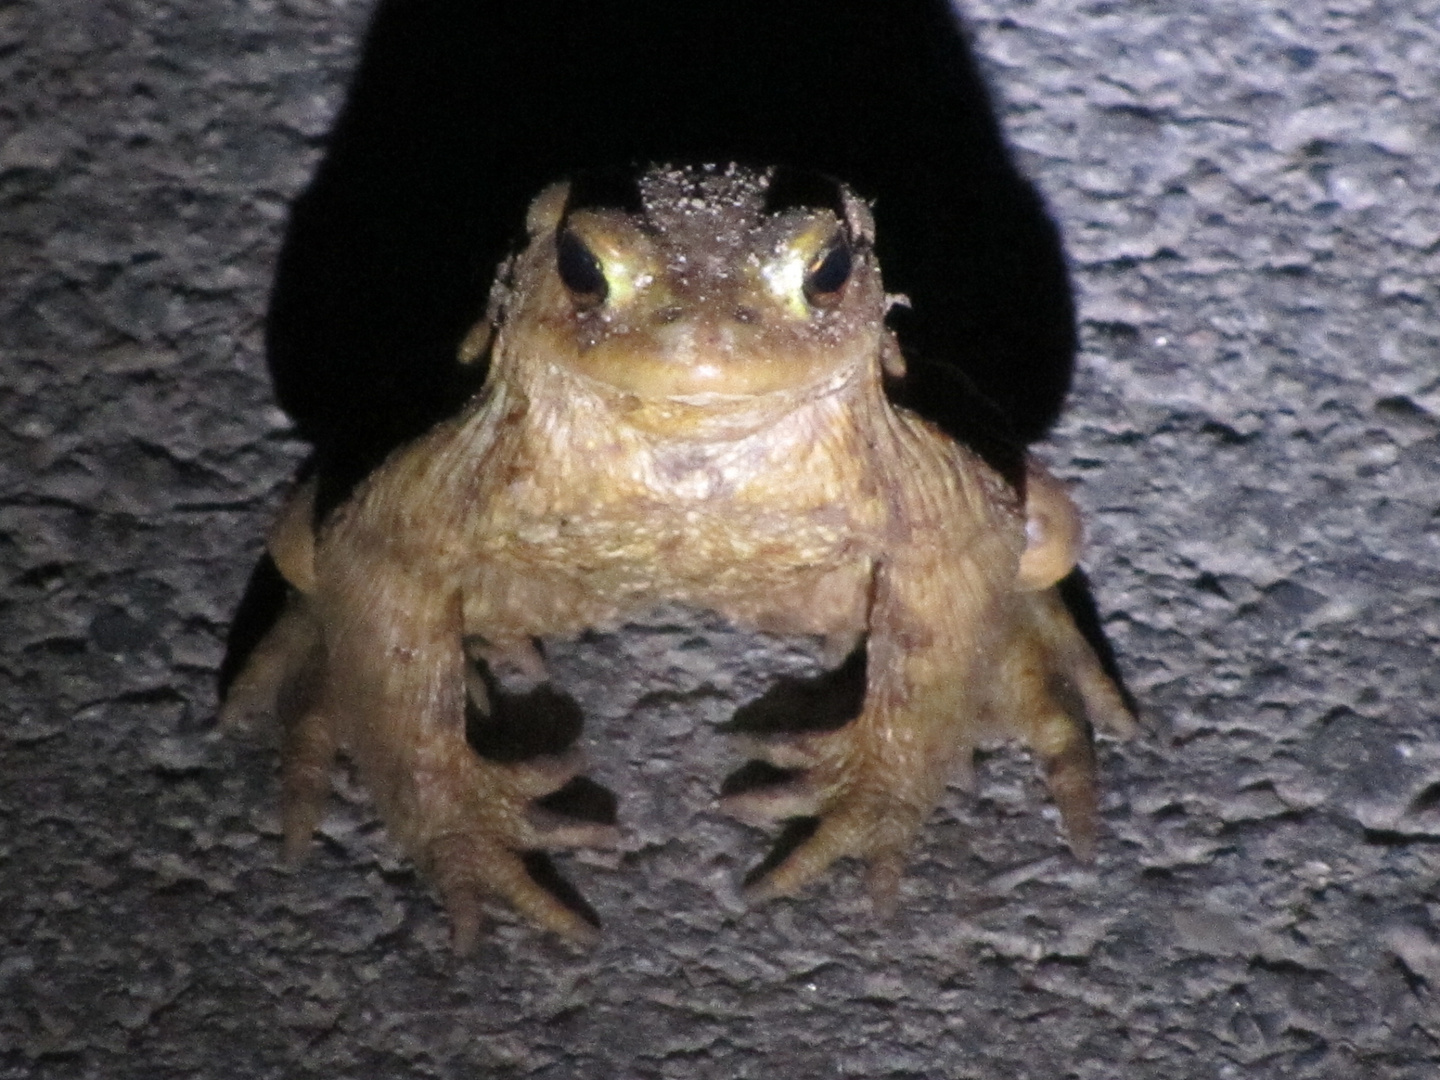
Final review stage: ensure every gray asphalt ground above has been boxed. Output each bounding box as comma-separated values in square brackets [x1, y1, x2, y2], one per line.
[3, 1, 1439, 1077]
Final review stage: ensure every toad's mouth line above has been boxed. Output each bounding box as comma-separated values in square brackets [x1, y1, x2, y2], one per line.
[529, 357, 882, 446]
[556, 351, 873, 407]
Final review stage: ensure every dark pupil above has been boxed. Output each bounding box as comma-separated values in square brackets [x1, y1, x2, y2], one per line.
[556, 229, 607, 303]
[805, 241, 852, 299]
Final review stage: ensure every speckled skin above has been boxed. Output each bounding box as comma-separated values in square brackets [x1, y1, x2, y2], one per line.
[224, 165, 1134, 951]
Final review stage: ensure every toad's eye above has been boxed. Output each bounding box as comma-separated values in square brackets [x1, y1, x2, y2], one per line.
[803, 238, 852, 307]
[556, 228, 608, 309]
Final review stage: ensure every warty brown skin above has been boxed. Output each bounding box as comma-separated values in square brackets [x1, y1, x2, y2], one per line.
[224, 165, 1135, 951]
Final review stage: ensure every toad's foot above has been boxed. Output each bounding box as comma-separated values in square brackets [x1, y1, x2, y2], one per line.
[721, 716, 930, 913]
[720, 584, 1136, 906]
[718, 643, 937, 911]
[411, 748, 617, 952]
[985, 584, 1137, 860]
[302, 722, 616, 952]
[226, 604, 618, 951]
[390, 653, 619, 951]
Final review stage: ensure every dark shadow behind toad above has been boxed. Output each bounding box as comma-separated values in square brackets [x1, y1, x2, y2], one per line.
[238, 0, 1080, 522]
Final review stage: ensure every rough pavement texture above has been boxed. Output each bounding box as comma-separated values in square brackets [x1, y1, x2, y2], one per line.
[3, 1, 1439, 1077]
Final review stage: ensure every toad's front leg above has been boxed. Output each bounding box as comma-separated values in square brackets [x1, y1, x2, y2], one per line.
[724, 459, 1134, 907]
[723, 547, 1017, 910]
[307, 562, 616, 951]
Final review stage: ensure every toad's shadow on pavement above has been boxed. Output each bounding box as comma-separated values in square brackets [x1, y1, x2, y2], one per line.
[222, 0, 1093, 695]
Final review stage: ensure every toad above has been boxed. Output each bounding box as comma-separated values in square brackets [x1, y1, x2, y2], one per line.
[223, 164, 1136, 951]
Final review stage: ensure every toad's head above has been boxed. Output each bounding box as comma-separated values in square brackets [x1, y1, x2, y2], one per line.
[481, 165, 889, 419]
